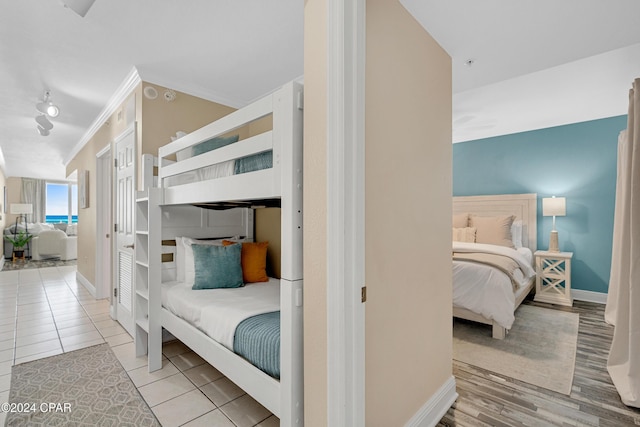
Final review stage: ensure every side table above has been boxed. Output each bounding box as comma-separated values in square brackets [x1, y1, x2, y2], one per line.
[534, 250, 573, 306]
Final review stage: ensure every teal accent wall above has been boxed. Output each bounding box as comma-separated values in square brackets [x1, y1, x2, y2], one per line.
[453, 115, 627, 294]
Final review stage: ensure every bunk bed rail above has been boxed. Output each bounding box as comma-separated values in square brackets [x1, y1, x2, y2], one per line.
[157, 82, 303, 207]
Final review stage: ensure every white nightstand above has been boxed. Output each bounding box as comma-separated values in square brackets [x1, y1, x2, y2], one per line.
[534, 250, 573, 306]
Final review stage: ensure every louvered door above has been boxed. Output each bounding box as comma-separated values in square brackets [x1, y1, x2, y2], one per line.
[114, 124, 136, 336]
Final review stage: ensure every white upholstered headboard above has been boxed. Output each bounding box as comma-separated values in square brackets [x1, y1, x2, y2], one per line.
[452, 193, 537, 254]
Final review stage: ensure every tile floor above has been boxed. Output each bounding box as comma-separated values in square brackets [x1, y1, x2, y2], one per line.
[0, 265, 279, 427]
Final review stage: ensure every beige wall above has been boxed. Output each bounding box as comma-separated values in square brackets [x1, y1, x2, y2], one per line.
[303, 0, 328, 424]
[365, 1, 452, 425]
[4, 177, 22, 229]
[139, 82, 239, 166]
[255, 208, 282, 279]
[66, 89, 139, 284]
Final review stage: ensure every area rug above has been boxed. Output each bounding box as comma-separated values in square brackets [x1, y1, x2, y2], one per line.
[6, 343, 159, 427]
[1, 258, 77, 271]
[453, 304, 579, 395]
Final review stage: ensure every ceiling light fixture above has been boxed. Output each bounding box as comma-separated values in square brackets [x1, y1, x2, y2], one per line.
[35, 90, 59, 136]
[36, 90, 60, 118]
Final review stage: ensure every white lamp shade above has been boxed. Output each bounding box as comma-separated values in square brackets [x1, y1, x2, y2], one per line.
[10, 203, 33, 215]
[542, 197, 566, 217]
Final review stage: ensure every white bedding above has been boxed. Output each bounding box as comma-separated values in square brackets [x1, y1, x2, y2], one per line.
[452, 242, 535, 329]
[165, 160, 236, 187]
[161, 278, 280, 350]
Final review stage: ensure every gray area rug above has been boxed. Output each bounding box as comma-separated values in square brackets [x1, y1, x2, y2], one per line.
[2, 259, 77, 271]
[6, 343, 159, 427]
[453, 304, 579, 395]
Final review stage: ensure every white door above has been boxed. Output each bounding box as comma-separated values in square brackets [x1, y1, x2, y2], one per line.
[114, 124, 136, 336]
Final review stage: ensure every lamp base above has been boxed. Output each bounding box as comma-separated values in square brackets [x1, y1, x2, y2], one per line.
[548, 230, 559, 252]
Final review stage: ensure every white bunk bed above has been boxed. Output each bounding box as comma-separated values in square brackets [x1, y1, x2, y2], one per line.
[452, 193, 537, 339]
[134, 81, 303, 426]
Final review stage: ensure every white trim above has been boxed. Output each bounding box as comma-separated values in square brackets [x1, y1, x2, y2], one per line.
[327, 0, 366, 425]
[76, 271, 96, 298]
[404, 376, 458, 427]
[572, 289, 607, 304]
[95, 145, 112, 300]
[64, 67, 141, 166]
[0, 257, 4, 271]
[96, 142, 111, 158]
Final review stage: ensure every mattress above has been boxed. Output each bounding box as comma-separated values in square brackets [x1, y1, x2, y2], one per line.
[161, 278, 281, 377]
[166, 151, 273, 187]
[452, 243, 535, 329]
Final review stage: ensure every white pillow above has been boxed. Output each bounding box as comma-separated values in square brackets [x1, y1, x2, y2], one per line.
[176, 148, 191, 162]
[511, 220, 523, 248]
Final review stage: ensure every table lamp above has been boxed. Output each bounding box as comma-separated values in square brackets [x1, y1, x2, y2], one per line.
[542, 196, 566, 252]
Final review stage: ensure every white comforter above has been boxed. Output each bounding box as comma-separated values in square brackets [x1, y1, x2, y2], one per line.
[161, 278, 280, 350]
[452, 242, 535, 329]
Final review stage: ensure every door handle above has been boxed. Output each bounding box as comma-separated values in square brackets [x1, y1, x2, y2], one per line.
[124, 244, 135, 249]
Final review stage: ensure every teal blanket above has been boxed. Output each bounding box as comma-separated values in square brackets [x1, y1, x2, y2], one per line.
[233, 311, 280, 379]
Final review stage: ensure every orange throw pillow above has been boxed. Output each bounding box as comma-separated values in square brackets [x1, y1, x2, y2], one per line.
[223, 240, 269, 283]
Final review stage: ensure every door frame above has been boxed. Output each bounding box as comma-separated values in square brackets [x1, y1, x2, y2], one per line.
[326, 0, 366, 425]
[96, 144, 113, 304]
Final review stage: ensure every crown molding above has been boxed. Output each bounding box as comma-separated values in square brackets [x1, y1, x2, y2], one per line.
[64, 67, 141, 166]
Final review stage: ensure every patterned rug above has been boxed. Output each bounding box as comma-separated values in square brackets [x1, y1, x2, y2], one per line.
[453, 305, 579, 395]
[1, 258, 77, 271]
[6, 343, 159, 427]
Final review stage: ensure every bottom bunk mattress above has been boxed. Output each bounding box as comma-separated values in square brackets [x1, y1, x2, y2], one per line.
[161, 278, 281, 378]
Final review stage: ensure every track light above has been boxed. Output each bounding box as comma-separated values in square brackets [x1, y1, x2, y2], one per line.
[35, 90, 59, 136]
[36, 90, 60, 118]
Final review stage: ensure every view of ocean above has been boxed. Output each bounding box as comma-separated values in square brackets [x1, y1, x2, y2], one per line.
[45, 215, 78, 223]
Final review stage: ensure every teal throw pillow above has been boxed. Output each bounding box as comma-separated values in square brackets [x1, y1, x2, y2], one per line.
[191, 243, 243, 290]
[192, 134, 240, 156]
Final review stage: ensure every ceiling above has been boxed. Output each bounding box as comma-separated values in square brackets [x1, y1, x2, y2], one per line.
[1, 1, 639, 180]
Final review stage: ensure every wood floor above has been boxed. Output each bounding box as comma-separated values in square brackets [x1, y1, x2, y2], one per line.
[439, 299, 640, 426]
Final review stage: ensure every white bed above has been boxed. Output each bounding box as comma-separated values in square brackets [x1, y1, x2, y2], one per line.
[135, 81, 303, 426]
[161, 278, 280, 351]
[452, 193, 538, 339]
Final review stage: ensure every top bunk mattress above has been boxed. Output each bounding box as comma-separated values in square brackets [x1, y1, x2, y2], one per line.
[161, 278, 280, 350]
[166, 137, 273, 188]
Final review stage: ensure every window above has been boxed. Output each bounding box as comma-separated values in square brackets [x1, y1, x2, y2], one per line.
[46, 182, 78, 224]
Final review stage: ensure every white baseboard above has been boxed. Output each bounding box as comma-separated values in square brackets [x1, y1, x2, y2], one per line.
[76, 271, 96, 298]
[405, 375, 457, 427]
[572, 289, 607, 304]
